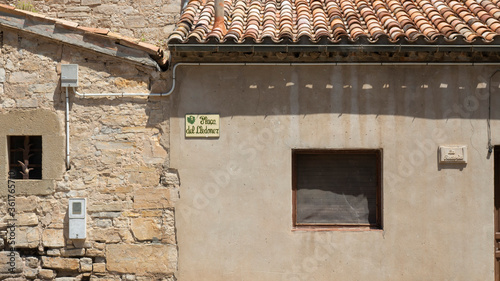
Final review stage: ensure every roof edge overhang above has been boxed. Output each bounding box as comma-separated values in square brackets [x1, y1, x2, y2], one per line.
[168, 43, 500, 53]
[0, 5, 168, 70]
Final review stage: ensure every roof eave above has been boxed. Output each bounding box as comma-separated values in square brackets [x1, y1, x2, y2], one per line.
[0, 5, 168, 70]
[168, 43, 500, 53]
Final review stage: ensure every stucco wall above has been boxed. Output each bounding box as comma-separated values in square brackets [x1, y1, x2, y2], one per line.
[0, 28, 177, 280]
[170, 64, 500, 280]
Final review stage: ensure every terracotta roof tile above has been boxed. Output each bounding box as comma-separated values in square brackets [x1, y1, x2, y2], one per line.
[78, 26, 110, 35]
[0, 4, 14, 10]
[54, 18, 80, 28]
[168, 0, 500, 45]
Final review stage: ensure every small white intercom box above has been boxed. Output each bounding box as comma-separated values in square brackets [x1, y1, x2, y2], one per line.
[61, 64, 78, 87]
[68, 198, 86, 239]
[439, 145, 467, 164]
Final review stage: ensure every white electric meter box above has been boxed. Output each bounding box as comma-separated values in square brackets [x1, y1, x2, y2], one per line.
[439, 145, 467, 164]
[68, 198, 86, 239]
[61, 64, 78, 87]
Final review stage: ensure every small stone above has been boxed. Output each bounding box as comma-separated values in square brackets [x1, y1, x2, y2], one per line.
[0, 277, 25, 281]
[127, 168, 158, 187]
[23, 267, 38, 278]
[142, 137, 167, 164]
[123, 16, 146, 28]
[1, 98, 15, 108]
[90, 212, 121, 218]
[0, 251, 23, 273]
[4, 59, 14, 71]
[80, 272, 92, 279]
[72, 240, 92, 248]
[38, 269, 55, 279]
[25, 257, 38, 268]
[46, 249, 61, 256]
[92, 263, 106, 273]
[81, 0, 101, 5]
[28, 83, 57, 93]
[94, 4, 117, 14]
[42, 229, 65, 247]
[15, 227, 40, 248]
[134, 188, 171, 210]
[122, 211, 140, 218]
[90, 229, 121, 243]
[16, 197, 37, 212]
[0, 68, 5, 82]
[17, 213, 38, 226]
[5, 83, 28, 98]
[94, 141, 133, 151]
[16, 99, 38, 108]
[140, 210, 162, 217]
[8, 71, 38, 83]
[131, 218, 160, 241]
[61, 248, 85, 257]
[99, 126, 121, 134]
[94, 219, 112, 228]
[160, 170, 180, 186]
[65, 6, 90, 12]
[80, 258, 92, 272]
[94, 242, 105, 250]
[162, 3, 181, 13]
[88, 202, 131, 212]
[41, 257, 79, 271]
[85, 248, 103, 257]
[106, 244, 173, 274]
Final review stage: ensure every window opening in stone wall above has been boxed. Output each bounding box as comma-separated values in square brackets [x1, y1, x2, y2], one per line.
[292, 149, 382, 229]
[8, 136, 42, 179]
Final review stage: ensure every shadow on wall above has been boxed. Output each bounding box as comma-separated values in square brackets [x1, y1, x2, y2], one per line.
[170, 64, 500, 121]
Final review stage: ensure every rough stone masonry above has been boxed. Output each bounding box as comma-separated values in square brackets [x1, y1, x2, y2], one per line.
[0, 0, 181, 48]
[0, 17, 179, 280]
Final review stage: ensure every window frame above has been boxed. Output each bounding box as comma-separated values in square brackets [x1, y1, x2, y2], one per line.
[8, 135, 43, 180]
[0, 110, 65, 196]
[292, 149, 383, 230]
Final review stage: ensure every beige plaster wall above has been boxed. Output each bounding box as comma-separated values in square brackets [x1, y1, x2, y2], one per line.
[171, 64, 500, 280]
[0, 28, 177, 280]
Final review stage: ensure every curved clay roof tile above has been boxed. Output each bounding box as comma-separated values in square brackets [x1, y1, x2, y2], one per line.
[484, 32, 498, 41]
[330, 20, 345, 30]
[480, 12, 493, 22]
[490, 22, 500, 32]
[168, 0, 500, 46]
[485, 17, 499, 27]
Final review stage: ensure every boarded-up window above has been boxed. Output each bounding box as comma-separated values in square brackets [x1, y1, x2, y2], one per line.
[293, 149, 382, 228]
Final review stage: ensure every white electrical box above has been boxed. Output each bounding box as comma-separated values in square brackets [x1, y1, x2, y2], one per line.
[439, 145, 467, 164]
[68, 198, 86, 239]
[61, 64, 78, 87]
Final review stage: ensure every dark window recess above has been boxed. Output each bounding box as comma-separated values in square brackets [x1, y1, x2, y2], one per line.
[8, 136, 42, 179]
[293, 149, 382, 228]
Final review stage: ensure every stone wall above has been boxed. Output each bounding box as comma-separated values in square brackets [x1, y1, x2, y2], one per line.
[0, 0, 181, 48]
[0, 27, 177, 280]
